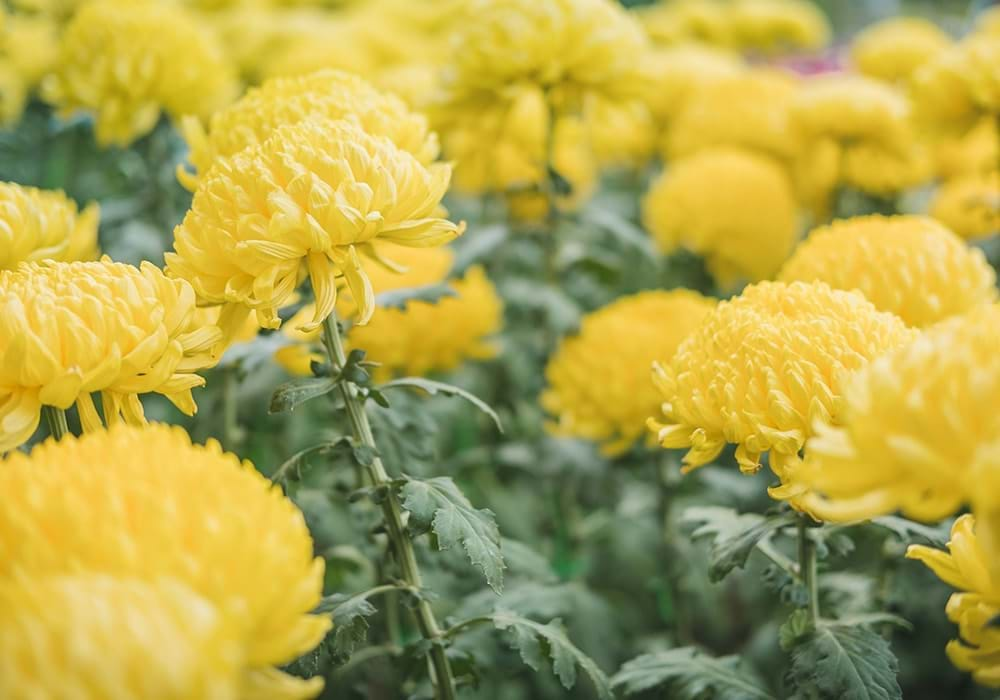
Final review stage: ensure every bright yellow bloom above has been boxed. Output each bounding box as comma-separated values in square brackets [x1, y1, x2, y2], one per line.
[933, 117, 999, 180]
[167, 117, 463, 335]
[636, 0, 733, 48]
[778, 215, 996, 327]
[277, 245, 503, 380]
[443, 0, 647, 111]
[0, 259, 221, 453]
[797, 305, 1000, 522]
[0, 13, 59, 87]
[0, 423, 330, 698]
[542, 289, 716, 456]
[908, 516, 1000, 687]
[0, 575, 243, 700]
[0, 59, 25, 125]
[666, 68, 799, 162]
[840, 140, 933, 195]
[179, 69, 439, 190]
[931, 172, 1000, 241]
[0, 182, 98, 270]
[42, 1, 238, 146]
[912, 35, 1000, 135]
[851, 17, 952, 84]
[729, 0, 830, 54]
[648, 281, 917, 491]
[639, 44, 744, 128]
[584, 96, 656, 170]
[641, 148, 798, 286]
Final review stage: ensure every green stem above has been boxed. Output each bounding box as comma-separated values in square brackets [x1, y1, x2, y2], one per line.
[798, 516, 820, 627]
[42, 406, 69, 441]
[321, 312, 457, 700]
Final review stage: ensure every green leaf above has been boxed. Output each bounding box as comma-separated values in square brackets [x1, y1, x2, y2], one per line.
[381, 377, 503, 433]
[500, 538, 558, 584]
[270, 439, 350, 485]
[682, 507, 796, 582]
[612, 647, 775, 699]
[869, 516, 950, 548]
[452, 224, 510, 273]
[322, 592, 378, 663]
[375, 282, 457, 309]
[268, 377, 337, 414]
[400, 476, 505, 593]
[787, 622, 902, 700]
[491, 611, 614, 700]
[580, 204, 661, 261]
[830, 612, 913, 632]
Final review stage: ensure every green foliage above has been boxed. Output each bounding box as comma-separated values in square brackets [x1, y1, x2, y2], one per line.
[612, 647, 776, 699]
[400, 475, 506, 593]
[375, 282, 457, 309]
[381, 377, 504, 433]
[683, 506, 796, 582]
[321, 592, 380, 664]
[269, 377, 338, 414]
[787, 621, 902, 700]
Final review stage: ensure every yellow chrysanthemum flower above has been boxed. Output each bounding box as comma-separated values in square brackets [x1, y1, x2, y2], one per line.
[0, 259, 221, 453]
[639, 44, 744, 130]
[166, 117, 464, 336]
[0, 423, 330, 699]
[666, 68, 799, 162]
[850, 17, 952, 84]
[778, 215, 996, 327]
[584, 96, 656, 170]
[0, 182, 99, 270]
[542, 289, 716, 456]
[908, 516, 1000, 687]
[729, 0, 830, 54]
[797, 305, 1000, 522]
[0, 13, 58, 88]
[636, 0, 733, 48]
[932, 117, 999, 180]
[912, 35, 1000, 135]
[0, 575, 244, 700]
[648, 281, 917, 492]
[641, 148, 799, 286]
[931, 172, 1000, 241]
[277, 245, 503, 381]
[42, 1, 238, 146]
[840, 140, 934, 195]
[442, 0, 647, 111]
[178, 69, 439, 190]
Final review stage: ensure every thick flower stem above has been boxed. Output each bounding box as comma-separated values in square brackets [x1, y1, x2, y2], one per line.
[42, 406, 69, 441]
[321, 313, 457, 700]
[798, 516, 820, 627]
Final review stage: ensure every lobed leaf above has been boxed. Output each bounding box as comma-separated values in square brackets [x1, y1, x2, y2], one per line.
[787, 622, 902, 700]
[381, 377, 503, 433]
[612, 647, 775, 699]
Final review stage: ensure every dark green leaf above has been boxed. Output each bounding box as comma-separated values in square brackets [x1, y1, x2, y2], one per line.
[323, 592, 378, 663]
[400, 476, 505, 593]
[787, 622, 902, 700]
[381, 377, 503, 433]
[268, 377, 337, 414]
[612, 647, 775, 699]
[682, 507, 796, 582]
[270, 439, 350, 485]
[491, 611, 613, 700]
[870, 516, 951, 548]
[375, 282, 457, 309]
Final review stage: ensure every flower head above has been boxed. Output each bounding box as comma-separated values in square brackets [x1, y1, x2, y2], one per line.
[637, 0, 733, 48]
[850, 17, 952, 84]
[639, 44, 744, 128]
[932, 117, 998, 180]
[0, 259, 221, 452]
[277, 245, 503, 381]
[912, 35, 1000, 135]
[729, 0, 830, 54]
[0, 423, 330, 698]
[907, 515, 1000, 687]
[542, 289, 716, 456]
[648, 281, 917, 489]
[166, 117, 464, 334]
[791, 73, 912, 149]
[641, 147, 798, 286]
[42, 1, 238, 146]
[0, 182, 98, 269]
[797, 305, 1000, 523]
[179, 69, 439, 190]
[666, 68, 799, 162]
[0, 575, 243, 700]
[778, 215, 996, 327]
[931, 172, 1000, 241]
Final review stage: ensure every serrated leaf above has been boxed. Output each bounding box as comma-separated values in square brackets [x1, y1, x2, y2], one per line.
[788, 622, 902, 700]
[268, 377, 337, 414]
[323, 592, 378, 662]
[612, 647, 775, 699]
[870, 516, 950, 548]
[830, 612, 913, 632]
[682, 507, 796, 582]
[270, 438, 350, 485]
[491, 611, 613, 700]
[375, 282, 457, 309]
[400, 476, 505, 593]
[381, 377, 503, 433]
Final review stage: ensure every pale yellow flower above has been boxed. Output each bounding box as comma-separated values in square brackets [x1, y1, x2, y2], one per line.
[932, 117, 999, 180]
[641, 147, 799, 286]
[912, 35, 1000, 135]
[167, 117, 463, 335]
[0, 259, 221, 453]
[639, 44, 744, 129]
[636, 0, 733, 48]
[0, 182, 98, 270]
[931, 172, 1000, 241]
[851, 17, 952, 84]
[0, 423, 330, 699]
[729, 0, 830, 54]
[648, 281, 917, 493]
[542, 289, 716, 456]
[798, 305, 1000, 522]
